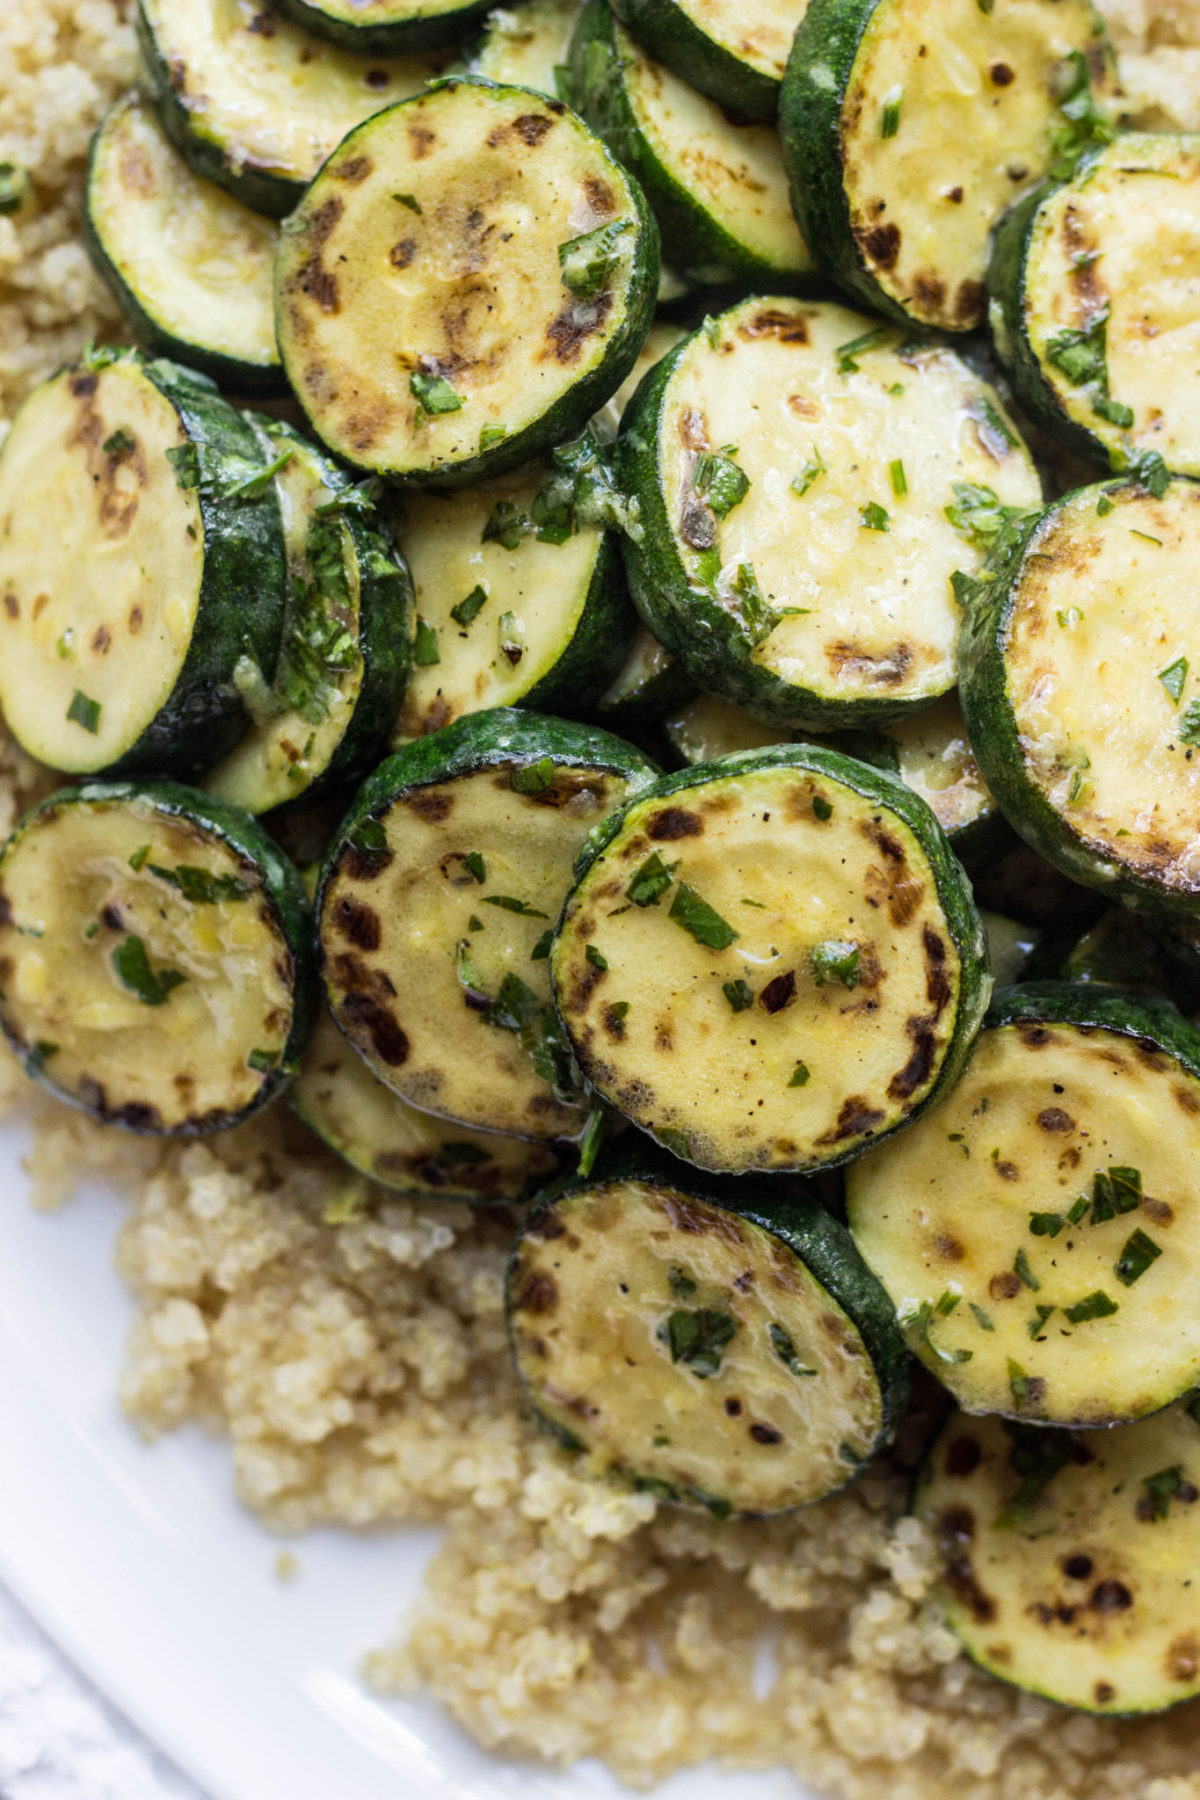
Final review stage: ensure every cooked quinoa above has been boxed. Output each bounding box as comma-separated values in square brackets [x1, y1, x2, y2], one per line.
[4, 1, 1200, 1794]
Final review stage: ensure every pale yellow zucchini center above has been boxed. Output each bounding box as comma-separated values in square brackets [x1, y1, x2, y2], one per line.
[511, 1178, 882, 1513]
[0, 363, 204, 773]
[918, 1404, 1200, 1714]
[887, 690, 994, 836]
[681, 0, 809, 83]
[474, 0, 579, 89]
[1005, 483, 1200, 893]
[0, 801, 292, 1129]
[849, 1022, 1200, 1425]
[555, 763, 963, 1170]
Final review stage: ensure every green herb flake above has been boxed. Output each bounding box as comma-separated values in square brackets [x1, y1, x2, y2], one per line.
[880, 86, 903, 138]
[693, 447, 750, 519]
[112, 935, 186, 1007]
[481, 895, 549, 919]
[165, 443, 200, 491]
[609, 1000, 629, 1023]
[1067, 1194, 1090, 1225]
[479, 422, 508, 451]
[128, 844, 151, 873]
[247, 1048, 277, 1073]
[769, 1322, 817, 1378]
[836, 327, 893, 375]
[413, 617, 440, 666]
[791, 447, 828, 499]
[467, 915, 484, 932]
[668, 1265, 697, 1297]
[1049, 49, 1116, 182]
[462, 852, 486, 884]
[558, 217, 633, 300]
[1115, 1227, 1162, 1287]
[1133, 529, 1164, 547]
[1179, 699, 1200, 748]
[902, 1300, 972, 1365]
[969, 1302, 995, 1332]
[410, 369, 463, 416]
[1094, 1165, 1143, 1217]
[498, 611, 526, 666]
[1141, 1465, 1190, 1522]
[657, 1127, 692, 1160]
[1097, 492, 1115, 516]
[788, 1062, 811, 1088]
[481, 498, 529, 550]
[576, 1105, 607, 1178]
[510, 756, 555, 796]
[993, 1425, 1074, 1529]
[585, 944, 608, 970]
[102, 427, 135, 457]
[944, 482, 1029, 552]
[723, 979, 754, 1013]
[628, 851, 678, 908]
[668, 882, 738, 952]
[1030, 1211, 1065, 1239]
[860, 501, 890, 532]
[1124, 448, 1171, 499]
[1027, 1303, 1056, 1340]
[392, 191, 422, 213]
[1008, 1358, 1033, 1403]
[809, 940, 860, 990]
[1056, 606, 1084, 629]
[889, 459, 907, 498]
[66, 689, 101, 734]
[530, 928, 554, 961]
[812, 795, 833, 821]
[1064, 1289, 1119, 1324]
[1013, 1248, 1041, 1291]
[977, 0, 995, 12]
[450, 585, 488, 628]
[658, 1307, 737, 1378]
[147, 864, 251, 905]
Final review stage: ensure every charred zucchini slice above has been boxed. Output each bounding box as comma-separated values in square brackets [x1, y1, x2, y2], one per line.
[617, 295, 1041, 728]
[958, 475, 1200, 917]
[779, 0, 1115, 332]
[0, 782, 315, 1134]
[471, 0, 580, 92]
[318, 709, 659, 1141]
[847, 982, 1200, 1426]
[276, 79, 659, 485]
[0, 350, 285, 779]
[136, 0, 449, 217]
[914, 1401, 1200, 1715]
[507, 1150, 908, 1516]
[84, 92, 283, 395]
[390, 429, 634, 739]
[206, 419, 411, 813]
[550, 742, 990, 1175]
[607, 0, 809, 123]
[571, 0, 814, 291]
[292, 1007, 560, 1201]
[988, 133, 1200, 479]
[272, 0, 492, 55]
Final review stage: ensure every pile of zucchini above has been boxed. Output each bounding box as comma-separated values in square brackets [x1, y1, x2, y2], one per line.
[3, 0, 1200, 1722]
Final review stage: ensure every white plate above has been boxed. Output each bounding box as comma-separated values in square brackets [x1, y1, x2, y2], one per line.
[0, 1116, 803, 1800]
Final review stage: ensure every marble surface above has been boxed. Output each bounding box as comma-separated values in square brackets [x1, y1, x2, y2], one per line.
[0, 1578, 204, 1800]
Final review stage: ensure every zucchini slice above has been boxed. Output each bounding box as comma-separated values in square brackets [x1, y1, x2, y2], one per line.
[571, 0, 814, 290]
[293, 1007, 560, 1201]
[0, 782, 315, 1134]
[958, 475, 1200, 916]
[1059, 909, 1200, 1014]
[779, 0, 1115, 333]
[136, 0, 450, 218]
[595, 621, 692, 724]
[663, 691, 1007, 867]
[607, 0, 809, 123]
[318, 709, 660, 1141]
[846, 982, 1200, 1426]
[84, 92, 283, 396]
[206, 419, 411, 813]
[390, 429, 634, 739]
[275, 79, 660, 486]
[617, 295, 1042, 729]
[506, 1150, 908, 1517]
[550, 742, 990, 1175]
[988, 132, 1200, 479]
[271, 0, 492, 55]
[913, 1400, 1200, 1716]
[0, 350, 285, 779]
[471, 0, 580, 93]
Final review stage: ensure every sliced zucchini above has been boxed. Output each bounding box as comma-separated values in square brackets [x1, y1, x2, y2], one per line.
[84, 92, 283, 395]
[608, 0, 809, 123]
[276, 79, 659, 486]
[595, 621, 692, 724]
[662, 690, 1007, 867]
[988, 133, 1200, 479]
[913, 1400, 1200, 1715]
[0, 350, 285, 779]
[779, 0, 1115, 332]
[571, 1, 813, 291]
[471, 0, 579, 93]
[596, 317, 686, 438]
[390, 429, 634, 739]
[0, 782, 315, 1133]
[550, 742, 990, 1175]
[136, 0, 450, 217]
[506, 1149, 908, 1516]
[293, 1007, 560, 1200]
[617, 295, 1042, 729]
[206, 419, 411, 813]
[846, 982, 1200, 1426]
[958, 474, 1200, 916]
[318, 709, 660, 1140]
[1060, 910, 1200, 1015]
[272, 0, 491, 55]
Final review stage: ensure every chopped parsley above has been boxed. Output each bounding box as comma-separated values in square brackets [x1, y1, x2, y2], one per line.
[128, 844, 151, 873]
[1029, 1210, 1066, 1238]
[993, 1425, 1074, 1529]
[902, 1297, 972, 1365]
[836, 327, 893, 375]
[410, 369, 463, 417]
[969, 1302, 995, 1332]
[668, 882, 738, 952]
[413, 618, 440, 665]
[481, 498, 528, 550]
[1008, 1358, 1034, 1403]
[101, 427, 134, 457]
[66, 689, 101, 734]
[658, 1307, 737, 1378]
[498, 611, 525, 665]
[693, 447, 749, 519]
[1056, 606, 1083, 629]
[576, 1105, 607, 1178]
[812, 795, 833, 821]
[1013, 1248, 1040, 1292]
[557, 217, 633, 299]
[530, 929, 554, 961]
[146, 864, 251, 905]
[723, 979, 754, 1013]
[510, 757, 555, 795]
[1049, 49, 1115, 182]
[392, 191, 422, 213]
[944, 482, 1029, 552]
[1064, 1290, 1120, 1324]
[112, 935, 186, 1007]
[769, 1322, 817, 1378]
[1141, 1465, 1189, 1522]
[809, 940, 860, 990]
[481, 895, 549, 918]
[1091, 1164, 1142, 1222]
[463, 852, 486, 884]
[479, 422, 508, 451]
[450, 585, 488, 628]
[1122, 447, 1171, 499]
[889, 459, 907, 498]
[1027, 1303, 1056, 1340]
[1181, 699, 1200, 748]
[247, 1049, 278, 1073]
[668, 1266, 697, 1297]
[1114, 1227, 1162, 1287]
[1160, 657, 1189, 703]
[788, 1062, 811, 1088]
[627, 851, 678, 908]
[880, 86, 903, 138]
[1044, 303, 1132, 428]
[585, 944, 608, 970]
[791, 447, 827, 499]
[860, 501, 890, 532]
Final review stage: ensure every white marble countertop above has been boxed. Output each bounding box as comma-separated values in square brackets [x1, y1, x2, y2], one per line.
[0, 1579, 205, 1800]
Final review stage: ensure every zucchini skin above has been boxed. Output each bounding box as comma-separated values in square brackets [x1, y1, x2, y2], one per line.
[508, 1141, 911, 1507]
[1, 780, 318, 1132]
[520, 534, 640, 716]
[984, 980, 1200, 1082]
[82, 103, 286, 398]
[607, 0, 782, 124]
[95, 352, 287, 780]
[571, 1, 816, 291]
[957, 483, 1200, 917]
[555, 739, 992, 1167]
[269, 0, 494, 55]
